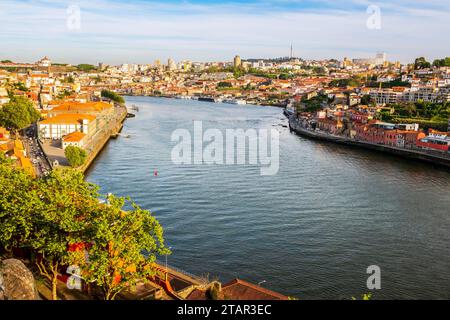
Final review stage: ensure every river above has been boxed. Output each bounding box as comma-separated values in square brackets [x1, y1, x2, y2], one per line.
[86, 96, 450, 299]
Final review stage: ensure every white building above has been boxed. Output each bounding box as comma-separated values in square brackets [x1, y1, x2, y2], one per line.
[38, 114, 96, 140]
[37, 56, 51, 67]
[0, 87, 10, 106]
[62, 131, 87, 150]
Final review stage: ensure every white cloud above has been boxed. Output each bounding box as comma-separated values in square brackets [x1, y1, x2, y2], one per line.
[0, 0, 449, 64]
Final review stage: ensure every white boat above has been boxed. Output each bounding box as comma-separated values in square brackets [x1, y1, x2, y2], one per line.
[176, 95, 192, 100]
[223, 99, 247, 105]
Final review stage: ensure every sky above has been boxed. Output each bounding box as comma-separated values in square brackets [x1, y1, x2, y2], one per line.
[0, 0, 449, 65]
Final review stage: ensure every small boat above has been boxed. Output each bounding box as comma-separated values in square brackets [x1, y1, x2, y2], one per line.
[130, 105, 140, 112]
[223, 99, 247, 105]
[198, 97, 216, 102]
[176, 95, 192, 100]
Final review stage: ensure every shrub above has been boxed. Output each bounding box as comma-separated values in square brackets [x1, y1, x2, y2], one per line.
[64, 146, 87, 168]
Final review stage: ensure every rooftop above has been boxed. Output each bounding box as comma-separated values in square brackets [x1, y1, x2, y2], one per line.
[63, 131, 86, 143]
[40, 114, 96, 125]
[51, 101, 113, 113]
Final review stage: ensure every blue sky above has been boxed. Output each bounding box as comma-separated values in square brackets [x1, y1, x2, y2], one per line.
[0, 0, 449, 64]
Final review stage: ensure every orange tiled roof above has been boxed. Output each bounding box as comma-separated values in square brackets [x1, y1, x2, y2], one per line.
[40, 114, 96, 125]
[63, 131, 86, 142]
[51, 101, 112, 113]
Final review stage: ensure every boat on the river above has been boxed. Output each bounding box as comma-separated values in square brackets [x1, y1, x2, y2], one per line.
[223, 98, 247, 105]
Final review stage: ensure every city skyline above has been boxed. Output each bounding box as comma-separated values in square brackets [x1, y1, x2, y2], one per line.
[0, 0, 449, 65]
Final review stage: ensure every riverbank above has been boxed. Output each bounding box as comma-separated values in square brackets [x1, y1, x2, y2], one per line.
[79, 104, 128, 173]
[123, 94, 287, 108]
[288, 115, 450, 169]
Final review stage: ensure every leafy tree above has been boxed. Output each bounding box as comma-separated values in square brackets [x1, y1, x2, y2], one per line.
[101, 90, 125, 104]
[65, 146, 87, 168]
[330, 76, 363, 88]
[1, 60, 12, 63]
[217, 81, 232, 89]
[56, 89, 74, 100]
[71, 195, 169, 300]
[0, 156, 169, 301]
[0, 154, 38, 252]
[76, 64, 98, 72]
[65, 76, 75, 84]
[14, 82, 28, 92]
[361, 95, 372, 105]
[301, 94, 329, 112]
[0, 96, 40, 131]
[432, 57, 450, 68]
[31, 169, 99, 300]
[414, 57, 431, 70]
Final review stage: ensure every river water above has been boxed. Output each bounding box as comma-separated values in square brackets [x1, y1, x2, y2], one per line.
[86, 96, 450, 299]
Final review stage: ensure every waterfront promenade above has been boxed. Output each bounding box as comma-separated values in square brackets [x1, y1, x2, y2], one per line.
[288, 115, 450, 169]
[79, 104, 128, 173]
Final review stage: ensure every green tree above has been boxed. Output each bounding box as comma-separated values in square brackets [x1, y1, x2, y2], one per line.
[64, 146, 87, 168]
[31, 169, 99, 300]
[217, 81, 232, 89]
[71, 195, 169, 300]
[14, 82, 28, 92]
[0, 154, 38, 252]
[76, 64, 98, 72]
[361, 95, 372, 105]
[414, 57, 431, 70]
[0, 96, 40, 131]
[101, 90, 125, 104]
[56, 89, 74, 100]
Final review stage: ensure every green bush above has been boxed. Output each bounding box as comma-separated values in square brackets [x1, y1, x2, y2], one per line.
[64, 146, 87, 168]
[0, 96, 41, 131]
[101, 90, 125, 104]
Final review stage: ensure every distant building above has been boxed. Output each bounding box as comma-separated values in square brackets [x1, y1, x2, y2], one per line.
[38, 114, 97, 140]
[353, 52, 387, 66]
[37, 56, 51, 67]
[375, 52, 387, 66]
[0, 87, 10, 106]
[343, 57, 352, 68]
[167, 58, 176, 71]
[234, 55, 242, 68]
[416, 130, 450, 152]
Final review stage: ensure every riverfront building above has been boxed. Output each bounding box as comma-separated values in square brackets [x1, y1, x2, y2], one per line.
[38, 114, 97, 140]
[62, 131, 87, 150]
[38, 101, 114, 144]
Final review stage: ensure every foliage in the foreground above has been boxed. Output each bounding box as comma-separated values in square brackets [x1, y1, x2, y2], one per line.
[64, 145, 87, 168]
[0, 155, 169, 300]
[71, 195, 169, 300]
[0, 96, 41, 131]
